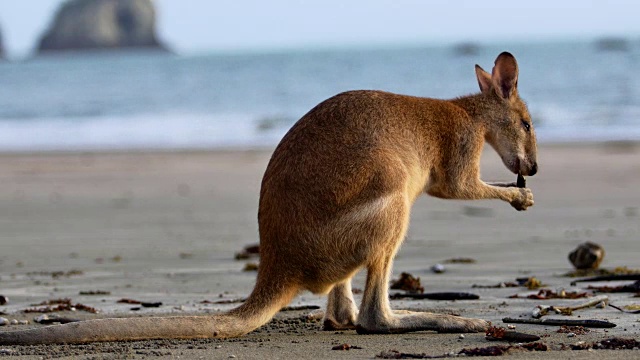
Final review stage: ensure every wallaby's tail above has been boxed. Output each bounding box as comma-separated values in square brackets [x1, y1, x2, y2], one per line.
[0, 277, 298, 345]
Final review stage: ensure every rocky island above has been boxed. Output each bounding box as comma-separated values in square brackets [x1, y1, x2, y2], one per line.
[38, 0, 167, 53]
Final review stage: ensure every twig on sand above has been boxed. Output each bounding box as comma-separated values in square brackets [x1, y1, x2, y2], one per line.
[570, 274, 640, 286]
[503, 317, 616, 328]
[531, 295, 608, 318]
[390, 292, 479, 300]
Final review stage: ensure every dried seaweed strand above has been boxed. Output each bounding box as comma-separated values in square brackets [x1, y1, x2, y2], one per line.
[389, 292, 479, 300]
[503, 317, 616, 328]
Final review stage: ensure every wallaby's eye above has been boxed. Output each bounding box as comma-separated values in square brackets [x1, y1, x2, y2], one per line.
[521, 120, 531, 132]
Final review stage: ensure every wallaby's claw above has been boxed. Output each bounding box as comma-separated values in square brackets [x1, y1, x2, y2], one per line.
[510, 188, 534, 211]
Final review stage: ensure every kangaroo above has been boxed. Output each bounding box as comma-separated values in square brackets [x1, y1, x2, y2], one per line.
[0, 51, 536, 345]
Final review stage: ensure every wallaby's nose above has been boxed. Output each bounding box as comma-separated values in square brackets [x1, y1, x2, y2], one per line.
[529, 162, 538, 176]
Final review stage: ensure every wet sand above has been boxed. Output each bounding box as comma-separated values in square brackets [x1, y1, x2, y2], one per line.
[0, 142, 639, 359]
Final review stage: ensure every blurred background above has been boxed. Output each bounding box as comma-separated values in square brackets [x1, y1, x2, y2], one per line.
[0, 0, 639, 151]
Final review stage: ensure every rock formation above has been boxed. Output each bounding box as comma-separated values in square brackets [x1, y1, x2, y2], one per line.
[38, 0, 166, 53]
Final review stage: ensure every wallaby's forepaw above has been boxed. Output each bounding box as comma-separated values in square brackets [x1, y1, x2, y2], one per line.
[510, 188, 534, 211]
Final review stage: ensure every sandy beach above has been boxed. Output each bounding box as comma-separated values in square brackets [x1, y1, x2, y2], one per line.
[0, 142, 639, 359]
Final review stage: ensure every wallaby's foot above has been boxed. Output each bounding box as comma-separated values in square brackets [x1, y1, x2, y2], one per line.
[429, 315, 489, 333]
[323, 280, 359, 330]
[324, 318, 357, 331]
[391, 309, 488, 332]
[356, 312, 488, 334]
[510, 187, 534, 211]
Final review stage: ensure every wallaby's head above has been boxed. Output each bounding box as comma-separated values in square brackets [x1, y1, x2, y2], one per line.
[475, 52, 538, 177]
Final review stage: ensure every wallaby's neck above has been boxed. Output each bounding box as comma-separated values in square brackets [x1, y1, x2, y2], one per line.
[449, 92, 501, 143]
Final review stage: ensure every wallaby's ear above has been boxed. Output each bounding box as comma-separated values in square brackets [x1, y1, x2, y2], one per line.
[475, 65, 492, 94]
[491, 52, 519, 100]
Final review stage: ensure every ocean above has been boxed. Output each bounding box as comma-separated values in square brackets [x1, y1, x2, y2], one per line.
[1, 39, 639, 152]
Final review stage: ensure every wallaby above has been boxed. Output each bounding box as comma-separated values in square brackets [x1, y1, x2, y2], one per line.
[0, 51, 537, 345]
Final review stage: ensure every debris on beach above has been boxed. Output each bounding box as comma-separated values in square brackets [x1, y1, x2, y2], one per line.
[200, 298, 246, 305]
[26, 269, 84, 279]
[556, 325, 590, 335]
[331, 343, 362, 350]
[443, 257, 476, 264]
[23, 298, 98, 314]
[0, 317, 8, 326]
[461, 343, 547, 356]
[485, 325, 541, 342]
[564, 266, 640, 278]
[503, 317, 616, 328]
[79, 290, 111, 295]
[376, 349, 437, 359]
[390, 272, 424, 293]
[568, 242, 605, 270]
[568, 338, 640, 350]
[570, 272, 640, 285]
[472, 281, 520, 288]
[141, 302, 162, 308]
[591, 338, 640, 350]
[475, 276, 544, 290]
[531, 295, 608, 318]
[509, 289, 591, 300]
[390, 292, 479, 300]
[520, 277, 544, 289]
[0, 295, 7, 305]
[117, 298, 141, 304]
[117, 298, 162, 308]
[587, 280, 640, 293]
[430, 264, 445, 274]
[243, 262, 259, 271]
[234, 244, 260, 260]
[608, 303, 640, 314]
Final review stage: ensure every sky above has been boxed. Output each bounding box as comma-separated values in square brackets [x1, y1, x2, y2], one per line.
[0, 0, 639, 58]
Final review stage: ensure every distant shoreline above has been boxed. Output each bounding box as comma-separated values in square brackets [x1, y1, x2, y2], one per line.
[0, 139, 639, 157]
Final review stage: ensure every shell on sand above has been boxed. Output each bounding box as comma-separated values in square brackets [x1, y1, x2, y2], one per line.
[568, 242, 605, 269]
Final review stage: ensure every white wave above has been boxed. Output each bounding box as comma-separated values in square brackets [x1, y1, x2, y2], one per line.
[0, 112, 292, 152]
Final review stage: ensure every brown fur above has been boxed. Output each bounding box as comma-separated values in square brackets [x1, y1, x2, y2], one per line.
[0, 52, 537, 345]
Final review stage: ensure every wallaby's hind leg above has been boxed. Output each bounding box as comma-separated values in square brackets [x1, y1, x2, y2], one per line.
[356, 256, 488, 334]
[323, 279, 359, 330]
